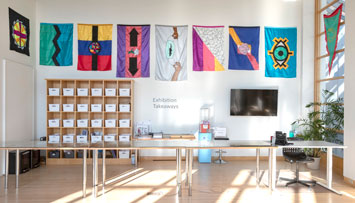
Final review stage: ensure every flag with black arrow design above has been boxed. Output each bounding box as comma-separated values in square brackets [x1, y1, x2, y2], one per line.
[117, 24, 150, 78]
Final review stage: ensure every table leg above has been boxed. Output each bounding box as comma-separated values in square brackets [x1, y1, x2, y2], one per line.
[256, 148, 260, 187]
[327, 147, 332, 188]
[135, 149, 138, 167]
[272, 148, 276, 190]
[268, 148, 276, 191]
[102, 150, 106, 194]
[92, 149, 98, 198]
[5, 149, 9, 189]
[188, 149, 193, 196]
[83, 149, 87, 198]
[316, 148, 342, 194]
[268, 149, 271, 191]
[185, 149, 189, 186]
[176, 149, 182, 197]
[16, 149, 19, 188]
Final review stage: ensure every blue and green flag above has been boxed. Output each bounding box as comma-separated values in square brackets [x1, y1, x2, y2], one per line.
[40, 23, 73, 66]
[324, 4, 343, 75]
[265, 27, 297, 78]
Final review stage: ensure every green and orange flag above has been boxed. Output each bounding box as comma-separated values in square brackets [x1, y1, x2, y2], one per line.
[324, 4, 343, 75]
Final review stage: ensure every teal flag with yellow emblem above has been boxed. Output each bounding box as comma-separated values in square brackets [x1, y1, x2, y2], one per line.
[265, 27, 297, 78]
[324, 4, 343, 75]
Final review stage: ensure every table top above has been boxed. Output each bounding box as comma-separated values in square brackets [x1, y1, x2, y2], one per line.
[280, 141, 347, 148]
[128, 140, 275, 149]
[132, 134, 196, 140]
[0, 140, 346, 150]
[0, 140, 345, 150]
[0, 140, 274, 149]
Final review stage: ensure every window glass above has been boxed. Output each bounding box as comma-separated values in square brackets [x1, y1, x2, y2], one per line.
[316, 0, 345, 158]
[319, 51, 344, 79]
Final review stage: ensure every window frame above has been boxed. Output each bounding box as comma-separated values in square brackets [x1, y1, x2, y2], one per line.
[314, 0, 345, 135]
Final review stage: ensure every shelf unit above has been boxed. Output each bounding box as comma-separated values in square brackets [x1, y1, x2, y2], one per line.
[46, 79, 134, 164]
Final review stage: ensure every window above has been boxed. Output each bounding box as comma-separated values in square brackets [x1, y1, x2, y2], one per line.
[315, 0, 345, 157]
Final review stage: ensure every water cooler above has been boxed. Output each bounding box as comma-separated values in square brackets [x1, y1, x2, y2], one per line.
[198, 106, 212, 163]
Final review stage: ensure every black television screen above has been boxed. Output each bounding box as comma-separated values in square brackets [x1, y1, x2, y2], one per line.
[230, 89, 278, 116]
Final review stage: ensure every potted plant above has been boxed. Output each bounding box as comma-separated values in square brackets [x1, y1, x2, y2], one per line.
[293, 90, 344, 169]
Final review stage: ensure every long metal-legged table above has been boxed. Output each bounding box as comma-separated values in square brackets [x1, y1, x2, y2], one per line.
[1, 140, 346, 198]
[68, 146, 277, 198]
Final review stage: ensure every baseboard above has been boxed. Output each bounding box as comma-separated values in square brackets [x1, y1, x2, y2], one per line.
[220, 156, 284, 161]
[46, 156, 284, 165]
[139, 156, 284, 161]
[344, 176, 355, 187]
[46, 158, 131, 165]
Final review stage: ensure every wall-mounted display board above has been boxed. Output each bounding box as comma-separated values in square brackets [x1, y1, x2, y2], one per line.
[46, 79, 134, 164]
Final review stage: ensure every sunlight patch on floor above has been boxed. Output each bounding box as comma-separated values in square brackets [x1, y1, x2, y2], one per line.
[136, 187, 174, 203]
[299, 192, 317, 203]
[112, 170, 151, 187]
[216, 188, 240, 203]
[105, 168, 144, 185]
[166, 169, 198, 186]
[231, 170, 255, 186]
[98, 188, 152, 202]
[51, 189, 84, 203]
[125, 170, 177, 186]
[2, 161, 353, 203]
[341, 191, 355, 199]
[241, 188, 280, 203]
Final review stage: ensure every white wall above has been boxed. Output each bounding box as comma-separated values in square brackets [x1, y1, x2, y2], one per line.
[0, 0, 36, 173]
[2, 60, 34, 142]
[344, 0, 355, 181]
[301, 0, 315, 115]
[35, 0, 313, 157]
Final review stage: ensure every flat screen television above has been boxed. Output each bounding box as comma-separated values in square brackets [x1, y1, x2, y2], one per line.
[230, 89, 278, 116]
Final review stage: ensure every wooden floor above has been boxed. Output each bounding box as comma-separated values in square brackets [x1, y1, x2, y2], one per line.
[0, 160, 354, 203]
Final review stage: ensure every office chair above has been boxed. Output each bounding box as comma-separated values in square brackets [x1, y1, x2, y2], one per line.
[280, 147, 317, 187]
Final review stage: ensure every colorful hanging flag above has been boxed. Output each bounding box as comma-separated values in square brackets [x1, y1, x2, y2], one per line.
[228, 26, 260, 70]
[40, 23, 73, 66]
[193, 25, 225, 71]
[77, 24, 112, 71]
[324, 4, 343, 75]
[9, 8, 30, 56]
[155, 25, 187, 81]
[117, 25, 150, 78]
[265, 27, 297, 78]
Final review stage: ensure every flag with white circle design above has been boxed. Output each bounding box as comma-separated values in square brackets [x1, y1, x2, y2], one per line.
[156, 25, 187, 81]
